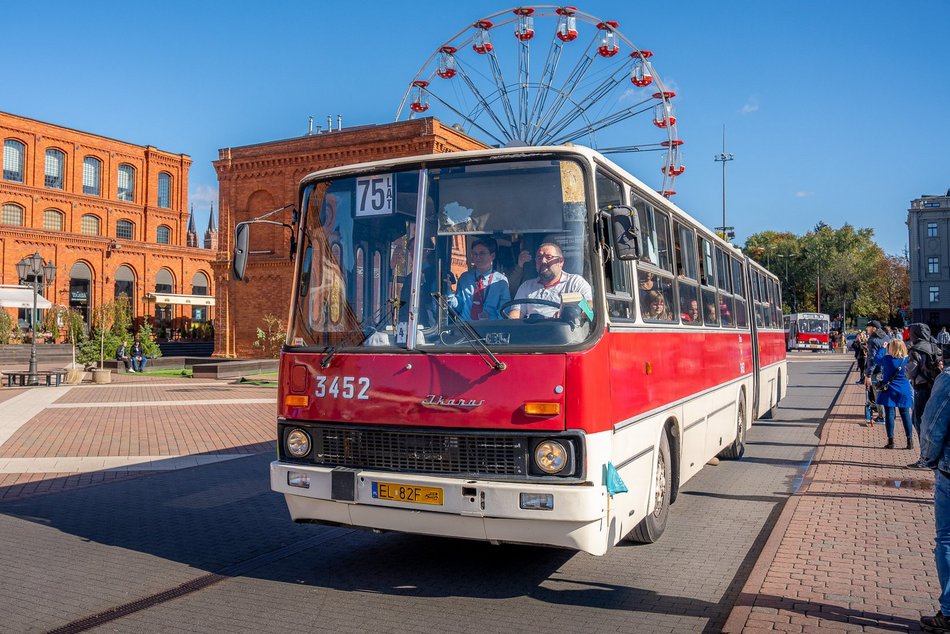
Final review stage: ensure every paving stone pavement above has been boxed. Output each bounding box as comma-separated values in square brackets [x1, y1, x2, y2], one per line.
[723, 364, 939, 633]
[0, 357, 844, 633]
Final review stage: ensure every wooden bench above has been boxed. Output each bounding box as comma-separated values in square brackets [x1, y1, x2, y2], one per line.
[3, 369, 67, 387]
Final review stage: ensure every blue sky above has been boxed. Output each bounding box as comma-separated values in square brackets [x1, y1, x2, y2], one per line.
[6, 1, 949, 256]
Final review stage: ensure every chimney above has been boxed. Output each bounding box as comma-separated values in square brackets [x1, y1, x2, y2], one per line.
[328, 115, 333, 132]
[337, 114, 342, 131]
[308, 115, 313, 135]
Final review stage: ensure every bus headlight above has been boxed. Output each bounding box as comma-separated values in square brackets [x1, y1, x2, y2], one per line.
[286, 429, 312, 458]
[535, 440, 568, 474]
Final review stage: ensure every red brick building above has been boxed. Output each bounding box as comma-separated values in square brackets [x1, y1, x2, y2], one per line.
[213, 118, 485, 357]
[0, 111, 215, 338]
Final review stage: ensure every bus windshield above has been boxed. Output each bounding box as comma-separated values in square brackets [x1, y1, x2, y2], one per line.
[291, 157, 596, 352]
[799, 319, 828, 334]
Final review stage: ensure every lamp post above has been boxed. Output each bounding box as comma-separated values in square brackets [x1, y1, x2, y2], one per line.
[714, 125, 734, 241]
[776, 253, 796, 312]
[15, 252, 56, 386]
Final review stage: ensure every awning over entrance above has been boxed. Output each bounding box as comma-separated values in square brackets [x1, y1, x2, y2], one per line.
[145, 292, 216, 306]
[0, 285, 53, 309]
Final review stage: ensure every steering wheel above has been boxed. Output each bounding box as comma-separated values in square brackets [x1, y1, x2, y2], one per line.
[501, 298, 561, 319]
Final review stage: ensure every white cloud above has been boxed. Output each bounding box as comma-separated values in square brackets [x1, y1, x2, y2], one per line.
[795, 191, 814, 198]
[189, 184, 218, 212]
[740, 96, 759, 114]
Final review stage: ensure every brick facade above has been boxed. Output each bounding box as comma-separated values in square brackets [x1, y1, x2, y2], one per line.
[212, 118, 485, 357]
[0, 111, 215, 338]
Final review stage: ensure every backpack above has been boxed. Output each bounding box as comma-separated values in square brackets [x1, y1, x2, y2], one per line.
[910, 345, 941, 387]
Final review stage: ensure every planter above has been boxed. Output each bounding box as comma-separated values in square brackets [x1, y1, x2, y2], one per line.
[65, 368, 85, 384]
[92, 368, 112, 384]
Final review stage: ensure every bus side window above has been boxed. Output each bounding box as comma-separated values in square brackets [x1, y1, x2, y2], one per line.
[732, 256, 748, 328]
[698, 235, 718, 326]
[715, 247, 734, 327]
[596, 172, 633, 319]
[674, 222, 701, 325]
[599, 211, 634, 319]
[639, 268, 676, 323]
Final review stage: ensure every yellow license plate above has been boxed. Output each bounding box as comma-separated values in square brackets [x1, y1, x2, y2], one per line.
[372, 481, 443, 505]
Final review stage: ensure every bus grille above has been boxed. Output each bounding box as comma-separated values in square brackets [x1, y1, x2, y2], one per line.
[311, 427, 529, 477]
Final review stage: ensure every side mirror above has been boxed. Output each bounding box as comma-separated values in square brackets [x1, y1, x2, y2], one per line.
[608, 206, 641, 261]
[233, 222, 250, 280]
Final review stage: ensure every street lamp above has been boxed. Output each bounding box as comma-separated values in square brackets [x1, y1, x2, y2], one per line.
[714, 125, 734, 241]
[15, 252, 56, 385]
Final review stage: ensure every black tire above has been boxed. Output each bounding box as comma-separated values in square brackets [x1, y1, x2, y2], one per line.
[719, 396, 747, 459]
[627, 432, 671, 544]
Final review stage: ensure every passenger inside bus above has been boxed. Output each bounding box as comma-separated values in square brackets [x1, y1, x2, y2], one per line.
[446, 237, 512, 320]
[507, 242, 592, 319]
[682, 297, 701, 324]
[643, 290, 673, 321]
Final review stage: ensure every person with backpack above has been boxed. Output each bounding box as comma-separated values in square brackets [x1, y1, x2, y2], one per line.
[908, 323, 943, 468]
[864, 320, 892, 423]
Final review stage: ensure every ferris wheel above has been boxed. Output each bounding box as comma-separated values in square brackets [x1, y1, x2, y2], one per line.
[396, 5, 684, 196]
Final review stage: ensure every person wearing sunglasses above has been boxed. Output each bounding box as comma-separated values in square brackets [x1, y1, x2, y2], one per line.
[447, 237, 511, 320]
[508, 242, 592, 319]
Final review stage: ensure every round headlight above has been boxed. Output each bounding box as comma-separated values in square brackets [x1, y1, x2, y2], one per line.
[535, 440, 567, 474]
[286, 429, 311, 458]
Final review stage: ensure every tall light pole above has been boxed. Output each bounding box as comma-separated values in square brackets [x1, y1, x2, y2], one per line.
[714, 125, 734, 241]
[776, 253, 796, 312]
[15, 252, 56, 386]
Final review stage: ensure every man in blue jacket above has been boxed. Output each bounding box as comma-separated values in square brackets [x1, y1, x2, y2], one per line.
[920, 351, 950, 633]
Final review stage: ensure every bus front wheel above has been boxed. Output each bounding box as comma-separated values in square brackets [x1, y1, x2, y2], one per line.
[626, 433, 671, 544]
[719, 397, 747, 459]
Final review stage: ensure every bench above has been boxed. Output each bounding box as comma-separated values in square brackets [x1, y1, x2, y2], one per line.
[3, 369, 67, 387]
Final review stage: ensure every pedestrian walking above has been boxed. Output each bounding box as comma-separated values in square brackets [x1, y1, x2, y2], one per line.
[853, 331, 869, 382]
[919, 349, 950, 633]
[908, 323, 943, 468]
[939, 326, 950, 346]
[875, 338, 914, 449]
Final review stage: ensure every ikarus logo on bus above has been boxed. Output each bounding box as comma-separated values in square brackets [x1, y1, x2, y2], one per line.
[420, 394, 485, 409]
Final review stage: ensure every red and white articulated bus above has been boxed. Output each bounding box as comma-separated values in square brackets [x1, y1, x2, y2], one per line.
[233, 145, 787, 556]
[784, 312, 831, 352]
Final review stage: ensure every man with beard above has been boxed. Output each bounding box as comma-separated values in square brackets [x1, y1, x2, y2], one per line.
[508, 242, 592, 319]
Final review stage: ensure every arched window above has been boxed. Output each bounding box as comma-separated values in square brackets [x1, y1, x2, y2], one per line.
[69, 261, 93, 326]
[81, 214, 100, 236]
[3, 139, 25, 182]
[117, 164, 135, 202]
[43, 209, 64, 231]
[114, 265, 135, 307]
[154, 268, 175, 332]
[116, 219, 134, 240]
[191, 272, 210, 322]
[156, 225, 171, 244]
[45, 149, 65, 189]
[2, 203, 24, 226]
[82, 156, 102, 196]
[157, 172, 171, 208]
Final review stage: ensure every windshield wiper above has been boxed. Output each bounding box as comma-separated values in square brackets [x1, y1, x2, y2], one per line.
[432, 292, 506, 372]
[320, 300, 396, 368]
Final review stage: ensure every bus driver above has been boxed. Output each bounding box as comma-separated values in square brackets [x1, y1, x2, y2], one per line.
[508, 242, 592, 319]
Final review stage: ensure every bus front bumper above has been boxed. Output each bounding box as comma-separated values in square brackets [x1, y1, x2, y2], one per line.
[271, 461, 610, 555]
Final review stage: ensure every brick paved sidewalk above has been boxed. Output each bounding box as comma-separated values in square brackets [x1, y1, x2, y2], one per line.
[723, 365, 939, 633]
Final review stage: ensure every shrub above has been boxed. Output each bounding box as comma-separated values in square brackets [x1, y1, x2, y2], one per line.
[0, 311, 13, 344]
[253, 314, 285, 358]
[137, 322, 162, 359]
